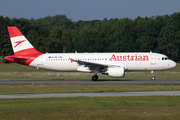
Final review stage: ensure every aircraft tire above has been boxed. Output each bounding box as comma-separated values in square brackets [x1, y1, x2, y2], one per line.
[92, 75, 98, 81]
[151, 76, 155, 80]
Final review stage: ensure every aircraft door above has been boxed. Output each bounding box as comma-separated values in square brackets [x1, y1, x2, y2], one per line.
[151, 55, 156, 65]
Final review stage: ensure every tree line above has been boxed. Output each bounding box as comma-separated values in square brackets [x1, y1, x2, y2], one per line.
[0, 13, 180, 62]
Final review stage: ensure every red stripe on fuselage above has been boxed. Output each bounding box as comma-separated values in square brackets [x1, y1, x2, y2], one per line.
[5, 48, 43, 66]
[5, 53, 43, 66]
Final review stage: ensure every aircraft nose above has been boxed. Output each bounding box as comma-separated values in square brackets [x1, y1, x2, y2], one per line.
[170, 61, 176, 69]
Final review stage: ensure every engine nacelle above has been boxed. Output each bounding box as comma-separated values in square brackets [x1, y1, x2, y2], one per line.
[105, 67, 125, 77]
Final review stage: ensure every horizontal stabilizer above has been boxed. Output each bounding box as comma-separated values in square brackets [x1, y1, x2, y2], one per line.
[6, 56, 28, 60]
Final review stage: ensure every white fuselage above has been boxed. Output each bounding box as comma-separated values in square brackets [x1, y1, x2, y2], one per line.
[30, 52, 176, 72]
[6, 26, 177, 80]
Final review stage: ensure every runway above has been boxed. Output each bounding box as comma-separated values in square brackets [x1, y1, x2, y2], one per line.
[0, 79, 180, 98]
[0, 79, 180, 85]
[0, 91, 180, 99]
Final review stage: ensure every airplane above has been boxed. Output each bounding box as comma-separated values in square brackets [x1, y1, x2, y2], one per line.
[5, 26, 176, 81]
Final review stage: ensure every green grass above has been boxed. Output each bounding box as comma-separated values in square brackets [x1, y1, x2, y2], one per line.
[0, 63, 180, 120]
[0, 63, 180, 79]
[0, 63, 180, 94]
[0, 85, 180, 94]
[0, 96, 180, 120]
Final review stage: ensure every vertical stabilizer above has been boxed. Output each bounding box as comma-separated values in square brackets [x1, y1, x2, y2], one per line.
[7, 26, 41, 55]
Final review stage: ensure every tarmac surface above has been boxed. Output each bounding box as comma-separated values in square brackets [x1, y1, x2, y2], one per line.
[0, 91, 180, 99]
[0, 79, 180, 85]
[1, 79, 180, 98]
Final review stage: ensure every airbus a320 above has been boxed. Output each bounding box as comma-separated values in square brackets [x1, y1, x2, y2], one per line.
[5, 26, 176, 81]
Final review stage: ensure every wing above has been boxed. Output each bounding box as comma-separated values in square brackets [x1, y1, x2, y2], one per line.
[69, 58, 108, 71]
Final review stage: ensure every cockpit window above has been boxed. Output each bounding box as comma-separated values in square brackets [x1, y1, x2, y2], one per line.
[162, 57, 170, 60]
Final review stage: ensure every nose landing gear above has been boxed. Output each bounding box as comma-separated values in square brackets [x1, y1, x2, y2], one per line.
[151, 71, 155, 80]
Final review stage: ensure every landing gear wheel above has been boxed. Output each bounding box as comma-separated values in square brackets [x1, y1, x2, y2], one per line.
[92, 75, 98, 81]
[151, 71, 155, 80]
[151, 76, 155, 80]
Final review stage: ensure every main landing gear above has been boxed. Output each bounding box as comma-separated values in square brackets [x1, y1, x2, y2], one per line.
[92, 75, 98, 81]
[92, 71, 99, 81]
[151, 71, 155, 80]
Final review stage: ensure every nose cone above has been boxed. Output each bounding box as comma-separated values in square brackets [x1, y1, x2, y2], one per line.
[170, 60, 176, 69]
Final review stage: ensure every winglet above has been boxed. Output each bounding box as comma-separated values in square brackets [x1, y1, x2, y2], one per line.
[69, 58, 75, 63]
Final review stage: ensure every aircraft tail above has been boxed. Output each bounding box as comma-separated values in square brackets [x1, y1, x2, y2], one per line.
[7, 26, 41, 55]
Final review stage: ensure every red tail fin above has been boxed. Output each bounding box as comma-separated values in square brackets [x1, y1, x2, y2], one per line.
[7, 26, 42, 55]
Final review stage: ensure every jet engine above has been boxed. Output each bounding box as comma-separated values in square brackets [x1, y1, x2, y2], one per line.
[104, 67, 125, 77]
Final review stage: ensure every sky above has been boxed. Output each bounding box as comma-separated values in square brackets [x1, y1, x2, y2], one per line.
[1, 0, 180, 21]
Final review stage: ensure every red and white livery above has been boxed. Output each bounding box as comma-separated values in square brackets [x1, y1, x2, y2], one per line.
[5, 26, 176, 81]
